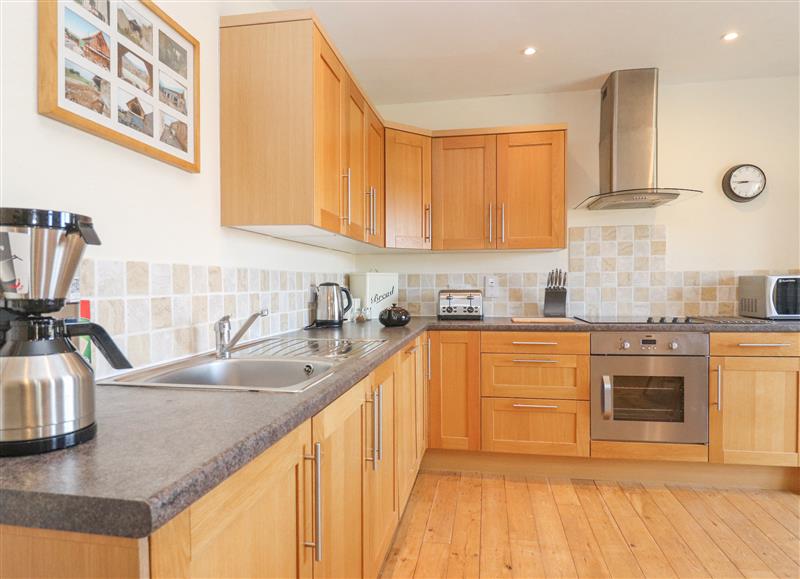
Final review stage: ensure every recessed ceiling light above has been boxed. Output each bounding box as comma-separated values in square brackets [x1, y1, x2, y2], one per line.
[523, 47, 537, 56]
[722, 32, 739, 41]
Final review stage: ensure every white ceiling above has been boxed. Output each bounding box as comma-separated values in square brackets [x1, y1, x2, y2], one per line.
[272, 0, 800, 105]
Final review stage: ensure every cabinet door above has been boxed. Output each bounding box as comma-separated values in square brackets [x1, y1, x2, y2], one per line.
[365, 107, 385, 247]
[432, 135, 496, 250]
[496, 131, 566, 249]
[312, 28, 346, 233]
[362, 362, 397, 579]
[149, 421, 313, 579]
[710, 357, 800, 467]
[414, 334, 428, 471]
[396, 339, 421, 512]
[311, 382, 364, 579]
[481, 353, 589, 400]
[429, 331, 481, 450]
[343, 79, 367, 241]
[385, 129, 432, 249]
[481, 398, 590, 457]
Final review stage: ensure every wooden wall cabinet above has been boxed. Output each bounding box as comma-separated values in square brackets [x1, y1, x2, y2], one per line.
[432, 135, 496, 250]
[496, 131, 566, 249]
[220, 15, 378, 250]
[431, 130, 566, 250]
[385, 129, 432, 249]
[428, 331, 481, 450]
[710, 356, 800, 467]
[365, 107, 385, 247]
[362, 361, 397, 579]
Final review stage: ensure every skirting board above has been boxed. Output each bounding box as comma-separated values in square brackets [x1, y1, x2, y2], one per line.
[421, 449, 800, 491]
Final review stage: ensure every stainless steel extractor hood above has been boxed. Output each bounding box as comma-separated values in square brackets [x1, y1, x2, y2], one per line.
[577, 68, 701, 210]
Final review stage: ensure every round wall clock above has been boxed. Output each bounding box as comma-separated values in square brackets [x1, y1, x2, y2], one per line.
[722, 164, 766, 202]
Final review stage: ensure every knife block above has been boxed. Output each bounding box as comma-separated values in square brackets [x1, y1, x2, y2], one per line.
[543, 288, 567, 317]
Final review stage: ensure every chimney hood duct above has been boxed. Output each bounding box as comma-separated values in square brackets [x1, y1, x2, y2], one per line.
[576, 68, 701, 210]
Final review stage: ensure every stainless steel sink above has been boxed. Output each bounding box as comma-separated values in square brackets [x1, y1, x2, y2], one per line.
[108, 358, 334, 393]
[102, 337, 386, 393]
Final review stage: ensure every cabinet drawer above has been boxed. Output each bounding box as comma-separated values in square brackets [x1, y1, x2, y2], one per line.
[710, 333, 800, 357]
[481, 353, 589, 400]
[481, 397, 589, 457]
[481, 331, 589, 354]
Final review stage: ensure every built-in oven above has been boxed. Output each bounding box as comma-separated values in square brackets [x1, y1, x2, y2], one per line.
[590, 332, 709, 444]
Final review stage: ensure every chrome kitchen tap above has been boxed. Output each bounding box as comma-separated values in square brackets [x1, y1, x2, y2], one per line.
[215, 309, 269, 359]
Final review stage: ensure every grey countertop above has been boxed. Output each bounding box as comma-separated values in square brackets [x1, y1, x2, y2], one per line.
[1, 316, 797, 538]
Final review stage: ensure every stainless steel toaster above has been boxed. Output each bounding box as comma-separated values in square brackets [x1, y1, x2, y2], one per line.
[438, 289, 483, 320]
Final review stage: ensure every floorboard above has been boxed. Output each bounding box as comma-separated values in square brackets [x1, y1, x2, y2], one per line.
[380, 473, 799, 579]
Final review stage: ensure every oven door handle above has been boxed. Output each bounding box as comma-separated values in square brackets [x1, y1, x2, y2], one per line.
[602, 375, 613, 419]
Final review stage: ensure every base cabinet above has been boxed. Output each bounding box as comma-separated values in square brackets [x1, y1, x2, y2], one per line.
[710, 356, 800, 467]
[362, 361, 398, 579]
[429, 331, 481, 451]
[481, 397, 590, 457]
[311, 383, 365, 579]
[149, 421, 314, 578]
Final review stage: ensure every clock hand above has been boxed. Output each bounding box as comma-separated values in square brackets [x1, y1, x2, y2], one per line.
[734, 180, 753, 183]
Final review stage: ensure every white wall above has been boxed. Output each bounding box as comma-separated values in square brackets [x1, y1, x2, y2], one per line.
[0, 0, 354, 272]
[359, 76, 799, 273]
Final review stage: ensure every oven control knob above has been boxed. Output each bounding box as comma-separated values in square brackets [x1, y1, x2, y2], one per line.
[668, 341, 679, 350]
[621, 341, 631, 350]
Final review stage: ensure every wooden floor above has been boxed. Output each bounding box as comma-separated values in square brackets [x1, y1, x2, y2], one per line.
[380, 471, 800, 579]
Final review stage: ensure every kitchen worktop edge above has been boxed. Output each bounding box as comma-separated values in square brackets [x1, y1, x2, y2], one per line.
[1, 316, 796, 538]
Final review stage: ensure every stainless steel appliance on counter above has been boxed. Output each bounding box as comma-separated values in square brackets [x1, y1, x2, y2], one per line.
[590, 331, 709, 444]
[437, 289, 483, 320]
[738, 275, 800, 320]
[307, 282, 353, 328]
[0, 208, 131, 456]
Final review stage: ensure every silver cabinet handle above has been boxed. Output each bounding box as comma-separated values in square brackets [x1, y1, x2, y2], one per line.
[488, 203, 493, 243]
[602, 375, 613, 419]
[342, 168, 351, 224]
[365, 391, 378, 469]
[304, 442, 323, 561]
[427, 337, 432, 380]
[501, 203, 506, 243]
[511, 341, 559, 346]
[371, 187, 377, 235]
[512, 359, 558, 364]
[365, 189, 372, 237]
[424, 204, 432, 242]
[377, 383, 384, 462]
[717, 365, 722, 412]
[512, 403, 559, 409]
[737, 343, 791, 347]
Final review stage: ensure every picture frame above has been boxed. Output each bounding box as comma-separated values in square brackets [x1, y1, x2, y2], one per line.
[38, 0, 200, 172]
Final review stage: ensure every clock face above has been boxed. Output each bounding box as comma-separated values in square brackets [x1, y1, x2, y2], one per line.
[723, 164, 766, 202]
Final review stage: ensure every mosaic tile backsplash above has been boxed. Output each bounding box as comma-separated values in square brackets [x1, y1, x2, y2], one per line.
[75, 259, 344, 376]
[397, 225, 795, 319]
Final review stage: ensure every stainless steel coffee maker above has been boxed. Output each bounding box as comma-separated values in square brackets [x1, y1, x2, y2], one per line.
[0, 208, 131, 456]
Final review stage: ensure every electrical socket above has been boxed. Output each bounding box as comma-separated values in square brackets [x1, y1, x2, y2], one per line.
[484, 275, 499, 298]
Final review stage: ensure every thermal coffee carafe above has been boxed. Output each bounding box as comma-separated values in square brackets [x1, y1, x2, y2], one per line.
[0, 208, 131, 457]
[307, 282, 353, 328]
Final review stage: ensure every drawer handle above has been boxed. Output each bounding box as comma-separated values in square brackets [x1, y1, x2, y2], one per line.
[736, 343, 791, 347]
[512, 403, 559, 409]
[511, 341, 559, 346]
[512, 359, 558, 364]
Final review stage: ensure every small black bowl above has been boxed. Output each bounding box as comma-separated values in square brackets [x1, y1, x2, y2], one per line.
[379, 303, 411, 327]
